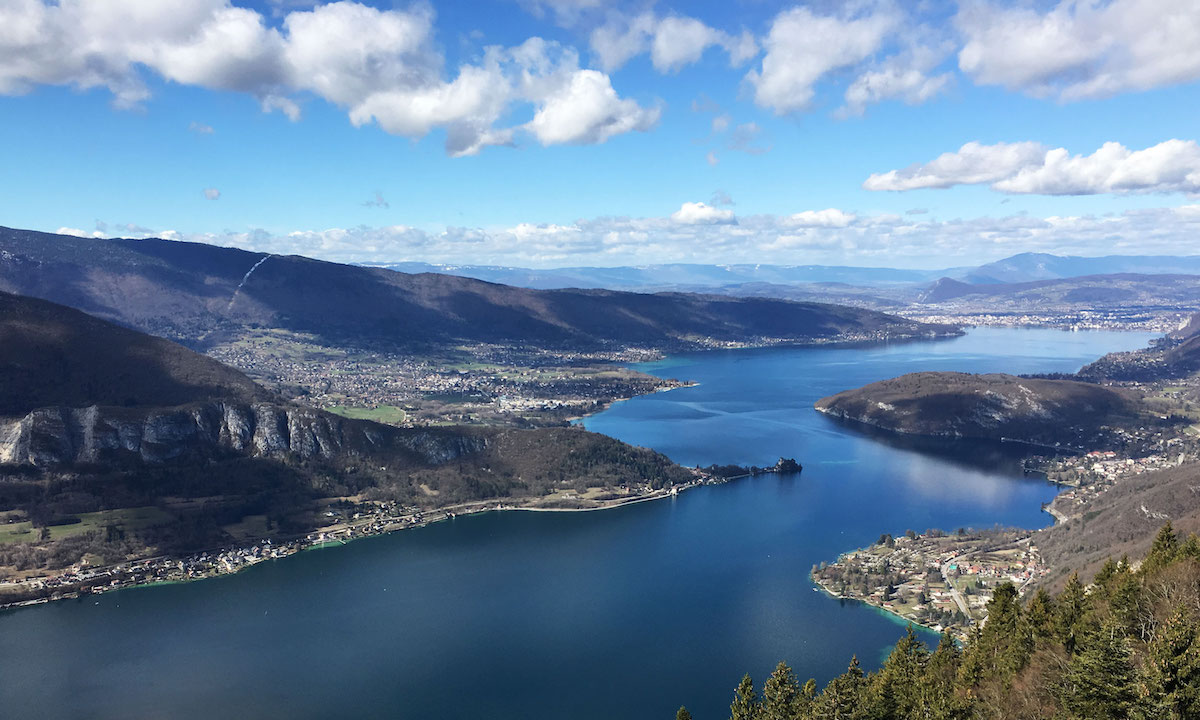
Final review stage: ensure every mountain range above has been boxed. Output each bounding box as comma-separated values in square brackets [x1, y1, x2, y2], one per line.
[0, 227, 953, 352]
[372, 251, 1200, 292]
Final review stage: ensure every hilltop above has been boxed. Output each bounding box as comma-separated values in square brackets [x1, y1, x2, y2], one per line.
[815, 371, 1145, 448]
[0, 227, 955, 352]
[0, 291, 265, 416]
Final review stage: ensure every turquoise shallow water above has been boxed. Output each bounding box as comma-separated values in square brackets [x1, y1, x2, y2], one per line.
[0, 328, 1157, 719]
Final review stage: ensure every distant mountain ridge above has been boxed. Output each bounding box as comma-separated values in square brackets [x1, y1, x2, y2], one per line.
[373, 261, 952, 289]
[916, 273, 1200, 305]
[0, 227, 953, 352]
[372, 251, 1200, 291]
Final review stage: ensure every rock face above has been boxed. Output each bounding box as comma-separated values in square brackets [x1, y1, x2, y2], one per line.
[0, 402, 486, 467]
[815, 371, 1143, 445]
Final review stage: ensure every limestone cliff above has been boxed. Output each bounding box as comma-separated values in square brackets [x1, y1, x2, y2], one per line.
[0, 401, 486, 467]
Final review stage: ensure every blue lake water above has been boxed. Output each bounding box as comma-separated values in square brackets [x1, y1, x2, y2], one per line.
[0, 328, 1158, 719]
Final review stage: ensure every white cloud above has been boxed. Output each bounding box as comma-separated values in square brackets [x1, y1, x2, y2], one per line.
[748, 6, 898, 114]
[188, 121, 215, 135]
[0, 1, 658, 155]
[203, 187, 221, 200]
[841, 45, 952, 117]
[590, 11, 757, 73]
[864, 141, 1048, 191]
[786, 209, 856, 227]
[996, 140, 1200, 195]
[865, 139, 1200, 195]
[956, 0, 1200, 100]
[670, 201, 736, 225]
[525, 69, 660, 146]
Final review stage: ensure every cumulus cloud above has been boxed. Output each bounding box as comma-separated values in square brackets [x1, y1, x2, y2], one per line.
[865, 139, 1200, 195]
[525, 68, 660, 145]
[786, 209, 856, 227]
[841, 45, 953, 117]
[956, 0, 1200, 100]
[670, 201, 736, 225]
[864, 141, 1048, 191]
[203, 187, 221, 200]
[748, 6, 899, 114]
[0, 1, 658, 155]
[590, 11, 757, 73]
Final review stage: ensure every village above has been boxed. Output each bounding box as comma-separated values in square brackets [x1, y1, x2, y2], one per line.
[207, 330, 685, 426]
[903, 308, 1192, 333]
[812, 528, 1048, 637]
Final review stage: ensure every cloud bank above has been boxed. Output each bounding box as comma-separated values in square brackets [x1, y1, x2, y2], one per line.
[865, 140, 1200, 195]
[82, 203, 1200, 270]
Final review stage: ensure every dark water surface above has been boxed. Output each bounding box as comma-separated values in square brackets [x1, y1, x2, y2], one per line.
[0, 328, 1157, 719]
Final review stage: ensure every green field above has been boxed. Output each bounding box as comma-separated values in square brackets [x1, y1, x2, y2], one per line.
[326, 405, 408, 425]
[0, 506, 175, 545]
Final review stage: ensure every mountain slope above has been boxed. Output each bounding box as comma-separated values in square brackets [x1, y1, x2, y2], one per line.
[814, 371, 1144, 446]
[1035, 461, 1200, 587]
[0, 291, 264, 416]
[0, 227, 955, 350]
[0, 292, 694, 592]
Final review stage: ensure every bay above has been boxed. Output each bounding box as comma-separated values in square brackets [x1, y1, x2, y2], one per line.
[0, 328, 1157, 719]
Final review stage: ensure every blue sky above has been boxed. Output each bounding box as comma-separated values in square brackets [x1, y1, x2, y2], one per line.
[1, 0, 1199, 268]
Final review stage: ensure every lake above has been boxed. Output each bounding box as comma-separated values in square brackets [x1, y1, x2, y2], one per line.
[0, 328, 1158, 719]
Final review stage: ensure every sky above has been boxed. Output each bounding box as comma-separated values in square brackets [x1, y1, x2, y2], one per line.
[1, 0, 1199, 269]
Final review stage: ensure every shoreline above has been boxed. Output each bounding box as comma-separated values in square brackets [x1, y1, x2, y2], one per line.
[0, 478, 717, 612]
[811, 575, 949, 638]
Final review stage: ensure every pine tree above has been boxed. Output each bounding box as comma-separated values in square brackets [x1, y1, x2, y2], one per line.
[1055, 573, 1091, 655]
[1059, 623, 1138, 720]
[870, 625, 929, 718]
[1141, 606, 1200, 720]
[810, 656, 866, 720]
[730, 673, 760, 720]
[1109, 567, 1143, 637]
[1093, 557, 1119, 590]
[1026, 588, 1057, 641]
[960, 582, 1031, 684]
[761, 661, 801, 720]
[676, 707, 694, 720]
[1178, 533, 1200, 562]
[919, 632, 967, 720]
[1143, 522, 1180, 576]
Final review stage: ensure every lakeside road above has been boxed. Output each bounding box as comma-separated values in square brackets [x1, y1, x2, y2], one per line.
[940, 555, 972, 617]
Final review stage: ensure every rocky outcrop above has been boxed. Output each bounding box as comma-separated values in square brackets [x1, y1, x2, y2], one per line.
[0, 402, 487, 467]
